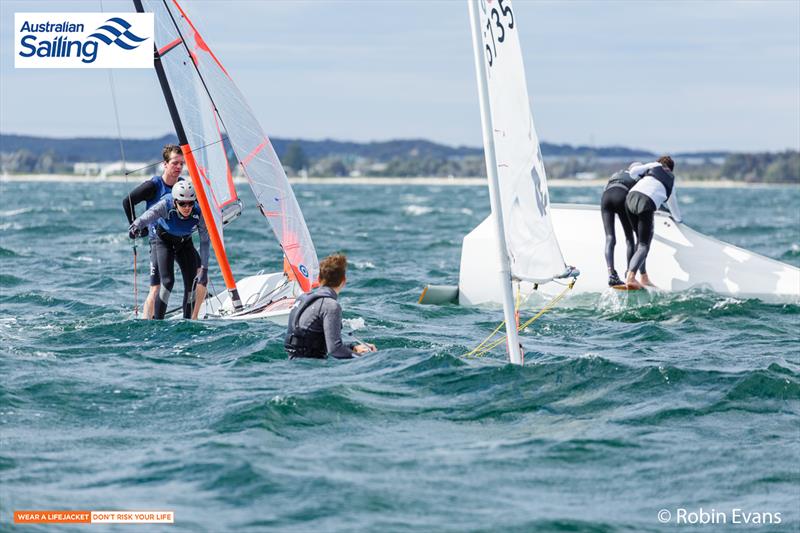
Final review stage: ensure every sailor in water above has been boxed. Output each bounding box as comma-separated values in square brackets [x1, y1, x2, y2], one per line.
[285, 253, 377, 359]
[128, 180, 209, 319]
[624, 156, 682, 289]
[122, 144, 194, 318]
[600, 162, 645, 286]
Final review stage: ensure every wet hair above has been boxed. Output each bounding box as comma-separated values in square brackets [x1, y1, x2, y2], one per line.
[162, 144, 183, 162]
[319, 253, 347, 287]
[658, 155, 675, 171]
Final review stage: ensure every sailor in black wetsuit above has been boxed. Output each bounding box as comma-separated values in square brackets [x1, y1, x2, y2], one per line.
[129, 181, 210, 319]
[122, 144, 187, 318]
[285, 253, 377, 359]
[625, 156, 682, 289]
[600, 163, 644, 286]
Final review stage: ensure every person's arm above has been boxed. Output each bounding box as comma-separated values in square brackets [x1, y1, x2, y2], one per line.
[132, 198, 168, 232]
[122, 180, 158, 225]
[196, 214, 210, 270]
[664, 189, 683, 223]
[627, 161, 661, 179]
[322, 303, 355, 359]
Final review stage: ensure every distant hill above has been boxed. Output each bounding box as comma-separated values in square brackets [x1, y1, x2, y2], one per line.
[2, 132, 796, 182]
[0, 132, 668, 164]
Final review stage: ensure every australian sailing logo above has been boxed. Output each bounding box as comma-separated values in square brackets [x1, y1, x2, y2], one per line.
[15, 13, 153, 69]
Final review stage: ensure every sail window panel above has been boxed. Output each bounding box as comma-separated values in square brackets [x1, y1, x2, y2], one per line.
[155, 0, 319, 289]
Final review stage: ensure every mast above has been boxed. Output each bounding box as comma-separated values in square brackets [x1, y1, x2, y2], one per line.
[468, 0, 524, 365]
[134, 0, 242, 311]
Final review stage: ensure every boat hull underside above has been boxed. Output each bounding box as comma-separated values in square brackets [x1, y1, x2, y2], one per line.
[459, 204, 800, 305]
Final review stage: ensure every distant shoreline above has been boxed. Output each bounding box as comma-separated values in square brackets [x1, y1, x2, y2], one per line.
[1, 174, 795, 188]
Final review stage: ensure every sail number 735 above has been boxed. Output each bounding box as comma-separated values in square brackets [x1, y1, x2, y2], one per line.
[482, 0, 514, 67]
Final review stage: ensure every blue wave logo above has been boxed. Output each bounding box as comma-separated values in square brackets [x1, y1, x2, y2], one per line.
[299, 265, 309, 277]
[88, 17, 146, 50]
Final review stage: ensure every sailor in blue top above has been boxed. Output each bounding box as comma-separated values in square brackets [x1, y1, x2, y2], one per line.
[129, 180, 210, 319]
[122, 145, 188, 318]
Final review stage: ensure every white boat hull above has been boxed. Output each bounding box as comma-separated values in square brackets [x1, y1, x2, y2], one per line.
[198, 271, 301, 325]
[459, 204, 800, 305]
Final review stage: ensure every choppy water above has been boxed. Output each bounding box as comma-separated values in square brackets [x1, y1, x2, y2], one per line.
[1, 181, 799, 532]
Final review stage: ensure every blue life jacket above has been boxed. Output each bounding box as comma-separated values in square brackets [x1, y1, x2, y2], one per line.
[146, 176, 180, 240]
[155, 193, 201, 239]
[147, 175, 174, 209]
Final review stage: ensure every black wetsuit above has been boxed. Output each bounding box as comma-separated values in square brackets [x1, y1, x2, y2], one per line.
[123, 177, 174, 286]
[600, 170, 638, 276]
[285, 286, 356, 360]
[132, 195, 210, 319]
[151, 232, 200, 318]
[626, 165, 676, 275]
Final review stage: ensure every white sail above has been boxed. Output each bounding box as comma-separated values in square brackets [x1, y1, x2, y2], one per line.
[145, 0, 235, 241]
[474, 0, 567, 283]
[142, 0, 319, 292]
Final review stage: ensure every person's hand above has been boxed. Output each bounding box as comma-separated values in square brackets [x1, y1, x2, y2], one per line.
[128, 224, 143, 239]
[353, 343, 377, 354]
[194, 266, 208, 286]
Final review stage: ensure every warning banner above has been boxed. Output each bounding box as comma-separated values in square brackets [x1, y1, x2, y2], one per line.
[14, 510, 174, 524]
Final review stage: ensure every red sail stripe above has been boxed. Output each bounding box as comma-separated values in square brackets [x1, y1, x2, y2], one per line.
[170, 0, 231, 79]
[241, 139, 268, 167]
[158, 37, 182, 56]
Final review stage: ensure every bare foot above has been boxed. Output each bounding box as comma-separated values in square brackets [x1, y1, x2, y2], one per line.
[625, 272, 643, 290]
[639, 273, 656, 287]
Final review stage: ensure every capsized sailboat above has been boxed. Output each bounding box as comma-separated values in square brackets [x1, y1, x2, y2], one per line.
[135, 0, 318, 323]
[422, 0, 799, 310]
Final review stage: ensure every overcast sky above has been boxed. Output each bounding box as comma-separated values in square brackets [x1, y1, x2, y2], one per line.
[2, 0, 799, 152]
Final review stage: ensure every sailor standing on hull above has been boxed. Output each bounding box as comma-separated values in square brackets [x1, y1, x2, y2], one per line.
[123, 144, 195, 318]
[128, 181, 209, 319]
[600, 162, 646, 287]
[625, 156, 682, 290]
[285, 253, 377, 360]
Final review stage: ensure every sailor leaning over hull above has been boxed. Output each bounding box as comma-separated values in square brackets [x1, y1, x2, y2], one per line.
[285, 253, 377, 360]
[625, 156, 682, 289]
[129, 181, 209, 319]
[600, 163, 646, 286]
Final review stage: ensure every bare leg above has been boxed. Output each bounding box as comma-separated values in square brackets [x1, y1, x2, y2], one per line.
[143, 285, 159, 319]
[192, 284, 207, 320]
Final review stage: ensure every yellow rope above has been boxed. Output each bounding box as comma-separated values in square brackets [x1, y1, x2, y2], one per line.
[464, 279, 576, 358]
[462, 319, 507, 358]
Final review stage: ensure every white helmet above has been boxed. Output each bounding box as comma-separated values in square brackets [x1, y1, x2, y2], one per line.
[172, 180, 196, 202]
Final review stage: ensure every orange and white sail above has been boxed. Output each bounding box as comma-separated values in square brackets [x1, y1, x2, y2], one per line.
[139, 0, 319, 293]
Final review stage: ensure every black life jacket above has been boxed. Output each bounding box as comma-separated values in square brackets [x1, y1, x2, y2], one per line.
[645, 165, 675, 198]
[284, 292, 333, 359]
[605, 168, 637, 191]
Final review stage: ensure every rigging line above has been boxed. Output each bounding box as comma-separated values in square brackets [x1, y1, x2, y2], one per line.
[102, 0, 138, 316]
[121, 137, 229, 177]
[463, 281, 526, 359]
[464, 280, 577, 359]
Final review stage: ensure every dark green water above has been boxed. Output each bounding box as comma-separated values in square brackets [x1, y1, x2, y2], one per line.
[1, 181, 798, 532]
